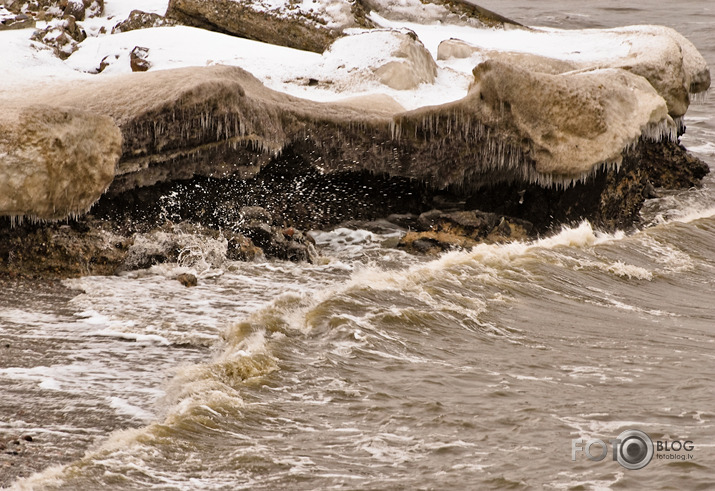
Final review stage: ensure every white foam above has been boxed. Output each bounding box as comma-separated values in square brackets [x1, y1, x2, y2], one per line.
[108, 396, 156, 422]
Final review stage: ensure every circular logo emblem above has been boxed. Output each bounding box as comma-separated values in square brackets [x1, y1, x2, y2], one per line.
[616, 429, 654, 470]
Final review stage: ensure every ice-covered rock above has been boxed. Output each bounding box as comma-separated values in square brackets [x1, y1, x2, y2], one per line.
[0, 57, 678, 223]
[1, 2, 710, 224]
[0, 105, 121, 221]
[436, 25, 711, 118]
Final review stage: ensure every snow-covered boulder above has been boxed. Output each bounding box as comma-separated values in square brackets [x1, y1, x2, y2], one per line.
[323, 30, 437, 90]
[437, 25, 711, 118]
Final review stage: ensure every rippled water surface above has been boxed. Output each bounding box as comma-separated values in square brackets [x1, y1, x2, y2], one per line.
[2, 1, 715, 489]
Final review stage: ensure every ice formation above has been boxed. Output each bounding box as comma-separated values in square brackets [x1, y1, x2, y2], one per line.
[0, 0, 711, 221]
[0, 105, 121, 222]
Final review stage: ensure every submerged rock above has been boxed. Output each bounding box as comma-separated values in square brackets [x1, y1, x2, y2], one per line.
[176, 272, 197, 287]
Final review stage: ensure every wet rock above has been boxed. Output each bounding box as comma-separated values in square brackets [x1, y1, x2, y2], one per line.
[386, 213, 420, 230]
[239, 206, 273, 225]
[22, 435, 33, 442]
[176, 272, 197, 287]
[240, 222, 317, 263]
[129, 46, 151, 72]
[112, 10, 176, 34]
[398, 211, 534, 254]
[398, 231, 478, 255]
[643, 181, 659, 199]
[0, 220, 132, 279]
[242, 222, 274, 250]
[225, 232, 262, 261]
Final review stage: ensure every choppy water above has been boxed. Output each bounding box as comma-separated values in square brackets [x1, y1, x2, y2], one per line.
[2, 1, 715, 489]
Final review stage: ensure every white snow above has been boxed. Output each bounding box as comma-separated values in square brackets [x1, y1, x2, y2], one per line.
[1, 1, 708, 112]
[103, 0, 169, 20]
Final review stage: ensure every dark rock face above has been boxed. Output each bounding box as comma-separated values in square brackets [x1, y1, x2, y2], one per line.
[0, 220, 131, 278]
[463, 139, 709, 232]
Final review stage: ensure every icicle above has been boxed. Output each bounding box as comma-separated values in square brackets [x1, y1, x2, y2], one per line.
[690, 89, 710, 105]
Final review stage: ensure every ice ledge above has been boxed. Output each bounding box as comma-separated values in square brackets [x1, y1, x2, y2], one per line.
[0, 58, 685, 221]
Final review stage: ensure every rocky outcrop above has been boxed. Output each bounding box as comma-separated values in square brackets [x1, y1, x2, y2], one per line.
[0, 57, 698, 221]
[165, 0, 353, 53]
[0, 8, 34, 30]
[164, 0, 519, 53]
[1, 0, 104, 22]
[30, 15, 87, 59]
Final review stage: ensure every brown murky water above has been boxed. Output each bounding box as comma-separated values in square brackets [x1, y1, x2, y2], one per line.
[2, 1, 715, 489]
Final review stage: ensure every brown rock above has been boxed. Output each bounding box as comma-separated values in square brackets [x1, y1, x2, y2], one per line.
[166, 0, 348, 53]
[63, 0, 85, 21]
[176, 273, 197, 287]
[130, 46, 151, 72]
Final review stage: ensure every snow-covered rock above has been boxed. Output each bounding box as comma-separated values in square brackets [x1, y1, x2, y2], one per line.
[165, 0, 356, 52]
[322, 30, 437, 90]
[436, 25, 711, 118]
[361, 0, 519, 27]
